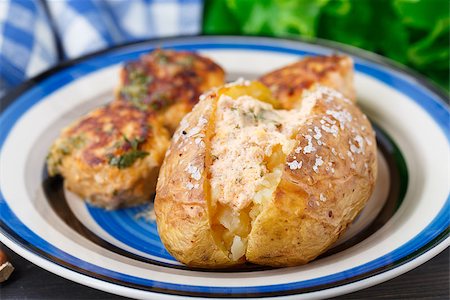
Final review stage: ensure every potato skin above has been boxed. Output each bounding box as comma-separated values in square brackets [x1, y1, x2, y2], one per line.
[246, 87, 377, 266]
[155, 94, 234, 267]
[259, 55, 355, 109]
[155, 85, 377, 268]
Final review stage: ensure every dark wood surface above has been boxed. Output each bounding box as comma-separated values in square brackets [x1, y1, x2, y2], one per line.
[0, 244, 448, 299]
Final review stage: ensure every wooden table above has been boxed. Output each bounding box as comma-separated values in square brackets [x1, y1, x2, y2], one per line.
[1, 244, 448, 299]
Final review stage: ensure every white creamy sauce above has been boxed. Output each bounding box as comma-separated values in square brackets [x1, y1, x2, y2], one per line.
[210, 95, 307, 211]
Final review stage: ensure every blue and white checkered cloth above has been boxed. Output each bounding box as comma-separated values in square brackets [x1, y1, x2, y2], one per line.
[0, 0, 203, 96]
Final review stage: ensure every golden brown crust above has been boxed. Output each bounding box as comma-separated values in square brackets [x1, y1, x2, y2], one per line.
[155, 94, 234, 267]
[259, 55, 355, 109]
[48, 50, 225, 209]
[63, 102, 153, 167]
[116, 49, 225, 133]
[47, 101, 170, 209]
[246, 87, 377, 266]
[155, 83, 377, 268]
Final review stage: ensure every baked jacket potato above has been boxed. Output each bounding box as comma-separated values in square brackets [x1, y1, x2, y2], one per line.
[116, 49, 225, 133]
[259, 55, 355, 109]
[155, 81, 377, 267]
[47, 50, 225, 209]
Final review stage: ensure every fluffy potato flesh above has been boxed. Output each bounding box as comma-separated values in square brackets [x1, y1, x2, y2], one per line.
[155, 81, 377, 267]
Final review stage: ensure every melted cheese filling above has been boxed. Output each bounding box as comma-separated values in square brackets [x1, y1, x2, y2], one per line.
[210, 94, 309, 260]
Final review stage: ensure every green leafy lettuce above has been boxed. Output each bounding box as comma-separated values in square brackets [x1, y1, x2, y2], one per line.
[203, 0, 449, 91]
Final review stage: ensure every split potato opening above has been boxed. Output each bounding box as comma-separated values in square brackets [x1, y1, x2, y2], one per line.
[208, 83, 307, 262]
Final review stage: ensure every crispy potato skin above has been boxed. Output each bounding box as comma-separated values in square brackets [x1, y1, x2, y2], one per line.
[246, 88, 377, 266]
[47, 101, 170, 209]
[259, 55, 355, 109]
[155, 96, 234, 267]
[116, 49, 225, 133]
[155, 85, 377, 267]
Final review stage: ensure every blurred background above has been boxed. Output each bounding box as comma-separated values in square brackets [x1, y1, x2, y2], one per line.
[0, 0, 449, 95]
[203, 0, 450, 91]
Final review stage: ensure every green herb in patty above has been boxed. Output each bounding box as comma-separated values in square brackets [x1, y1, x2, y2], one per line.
[154, 51, 170, 65]
[47, 135, 85, 176]
[108, 150, 149, 169]
[120, 68, 153, 110]
[107, 135, 149, 169]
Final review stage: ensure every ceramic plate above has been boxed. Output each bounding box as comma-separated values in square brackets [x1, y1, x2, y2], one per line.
[0, 36, 448, 299]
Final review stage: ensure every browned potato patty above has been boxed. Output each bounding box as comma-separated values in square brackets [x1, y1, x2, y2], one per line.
[116, 49, 225, 133]
[259, 55, 355, 109]
[47, 101, 170, 209]
[47, 50, 224, 209]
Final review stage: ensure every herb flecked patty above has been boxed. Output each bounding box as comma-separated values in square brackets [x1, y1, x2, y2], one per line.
[47, 50, 225, 209]
[116, 49, 225, 133]
[47, 101, 170, 209]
